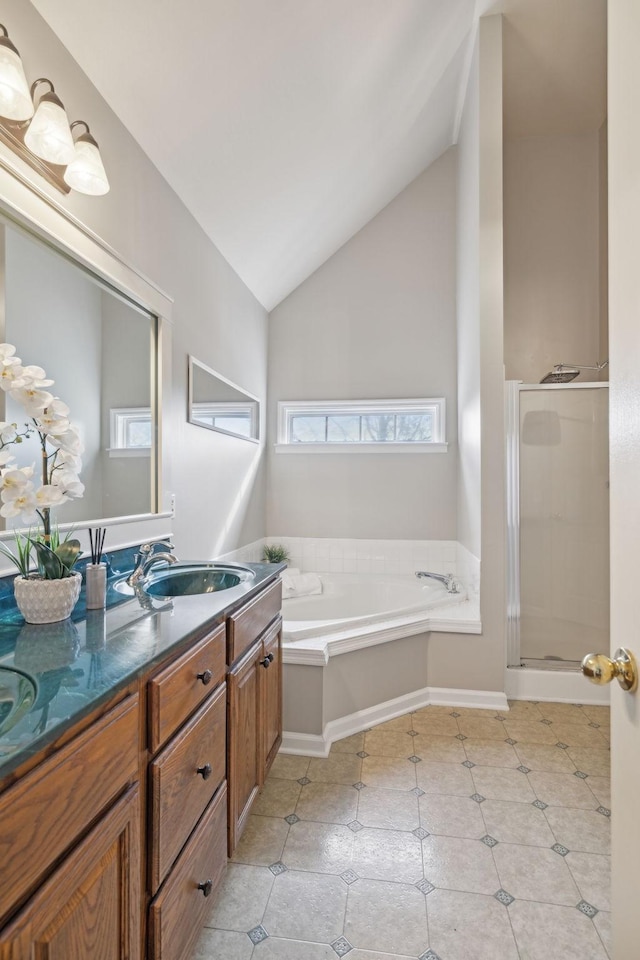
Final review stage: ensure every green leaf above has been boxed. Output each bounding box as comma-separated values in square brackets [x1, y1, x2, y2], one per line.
[55, 539, 82, 573]
[30, 540, 80, 579]
[31, 540, 65, 579]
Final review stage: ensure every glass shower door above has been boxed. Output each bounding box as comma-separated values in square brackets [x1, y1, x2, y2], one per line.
[518, 385, 609, 665]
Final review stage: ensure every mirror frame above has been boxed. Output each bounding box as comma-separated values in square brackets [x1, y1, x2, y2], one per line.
[188, 355, 260, 444]
[0, 155, 174, 540]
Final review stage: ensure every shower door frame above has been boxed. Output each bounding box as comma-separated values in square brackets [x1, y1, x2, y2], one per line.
[505, 380, 609, 668]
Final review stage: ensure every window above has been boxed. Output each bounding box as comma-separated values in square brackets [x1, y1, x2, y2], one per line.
[276, 399, 446, 453]
[109, 407, 152, 456]
[190, 401, 257, 439]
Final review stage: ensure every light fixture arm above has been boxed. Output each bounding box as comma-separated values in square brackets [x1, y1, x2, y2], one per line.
[0, 23, 20, 56]
[70, 120, 92, 141]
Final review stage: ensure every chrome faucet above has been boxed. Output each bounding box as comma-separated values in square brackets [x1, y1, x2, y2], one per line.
[128, 540, 177, 587]
[415, 570, 461, 593]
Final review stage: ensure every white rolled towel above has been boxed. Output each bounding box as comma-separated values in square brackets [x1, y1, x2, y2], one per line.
[281, 571, 323, 599]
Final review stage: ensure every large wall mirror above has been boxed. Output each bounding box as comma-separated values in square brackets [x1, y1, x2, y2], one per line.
[188, 356, 259, 443]
[0, 217, 159, 531]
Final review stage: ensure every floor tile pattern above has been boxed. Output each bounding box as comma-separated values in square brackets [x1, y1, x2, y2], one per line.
[197, 700, 611, 959]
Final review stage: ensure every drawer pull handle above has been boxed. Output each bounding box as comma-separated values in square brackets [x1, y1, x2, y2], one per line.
[197, 763, 212, 780]
[260, 653, 274, 668]
[198, 879, 213, 897]
[197, 669, 213, 685]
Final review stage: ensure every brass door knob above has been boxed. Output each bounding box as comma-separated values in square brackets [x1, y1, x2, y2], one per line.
[581, 647, 638, 692]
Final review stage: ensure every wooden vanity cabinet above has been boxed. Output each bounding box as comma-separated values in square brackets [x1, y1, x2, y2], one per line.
[0, 786, 141, 960]
[146, 623, 228, 960]
[0, 694, 141, 960]
[0, 573, 284, 960]
[227, 613, 282, 856]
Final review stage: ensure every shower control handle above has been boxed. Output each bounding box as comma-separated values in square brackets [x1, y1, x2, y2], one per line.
[581, 647, 638, 692]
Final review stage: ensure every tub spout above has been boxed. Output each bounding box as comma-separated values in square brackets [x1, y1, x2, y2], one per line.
[415, 571, 461, 593]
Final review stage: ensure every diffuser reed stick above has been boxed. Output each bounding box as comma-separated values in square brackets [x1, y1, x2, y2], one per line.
[88, 527, 106, 565]
[86, 527, 107, 609]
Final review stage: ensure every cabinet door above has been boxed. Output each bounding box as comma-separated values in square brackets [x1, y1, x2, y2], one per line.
[148, 783, 227, 960]
[0, 786, 141, 960]
[260, 617, 282, 779]
[227, 640, 262, 856]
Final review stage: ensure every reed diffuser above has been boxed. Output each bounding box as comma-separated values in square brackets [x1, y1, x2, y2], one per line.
[86, 527, 107, 610]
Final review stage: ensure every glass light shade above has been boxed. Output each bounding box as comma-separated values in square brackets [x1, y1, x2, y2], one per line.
[63, 135, 109, 196]
[24, 96, 75, 165]
[0, 41, 34, 121]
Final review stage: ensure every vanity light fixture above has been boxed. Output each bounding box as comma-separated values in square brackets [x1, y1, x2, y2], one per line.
[24, 79, 75, 165]
[0, 22, 109, 196]
[0, 25, 33, 121]
[63, 121, 110, 196]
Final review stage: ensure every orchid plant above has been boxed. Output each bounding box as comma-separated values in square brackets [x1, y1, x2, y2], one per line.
[0, 343, 84, 579]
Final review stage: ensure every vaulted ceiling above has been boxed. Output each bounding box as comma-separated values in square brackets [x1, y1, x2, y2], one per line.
[30, 0, 606, 310]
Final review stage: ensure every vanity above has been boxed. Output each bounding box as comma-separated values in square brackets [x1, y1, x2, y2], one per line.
[0, 563, 283, 960]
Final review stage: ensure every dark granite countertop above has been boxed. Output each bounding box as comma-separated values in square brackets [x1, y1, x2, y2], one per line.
[0, 560, 284, 783]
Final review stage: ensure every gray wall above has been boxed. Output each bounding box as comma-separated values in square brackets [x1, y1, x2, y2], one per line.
[504, 131, 608, 383]
[267, 150, 458, 540]
[0, 1, 268, 558]
[455, 15, 506, 693]
[100, 294, 153, 518]
[3, 226, 104, 523]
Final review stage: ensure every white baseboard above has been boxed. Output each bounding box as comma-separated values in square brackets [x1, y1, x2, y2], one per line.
[281, 685, 508, 757]
[278, 731, 327, 757]
[505, 667, 610, 705]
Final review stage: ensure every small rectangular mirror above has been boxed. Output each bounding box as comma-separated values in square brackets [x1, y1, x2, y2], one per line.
[188, 356, 259, 442]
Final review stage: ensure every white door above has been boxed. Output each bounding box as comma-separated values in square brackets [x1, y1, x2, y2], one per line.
[607, 1, 640, 956]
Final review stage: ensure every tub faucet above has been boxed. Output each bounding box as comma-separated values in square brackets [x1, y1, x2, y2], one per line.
[128, 540, 177, 587]
[415, 571, 461, 593]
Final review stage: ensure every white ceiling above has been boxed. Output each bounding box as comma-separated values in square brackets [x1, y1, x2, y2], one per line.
[30, 0, 606, 310]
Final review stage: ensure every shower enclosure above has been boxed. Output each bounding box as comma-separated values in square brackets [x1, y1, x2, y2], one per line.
[506, 382, 609, 668]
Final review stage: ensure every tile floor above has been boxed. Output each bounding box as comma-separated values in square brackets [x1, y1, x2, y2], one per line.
[196, 700, 611, 960]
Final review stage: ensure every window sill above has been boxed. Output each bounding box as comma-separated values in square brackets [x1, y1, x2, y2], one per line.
[107, 448, 151, 458]
[274, 442, 448, 455]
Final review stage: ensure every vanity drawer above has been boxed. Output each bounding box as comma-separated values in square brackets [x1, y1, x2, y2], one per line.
[148, 781, 227, 960]
[148, 623, 225, 751]
[149, 682, 226, 892]
[0, 694, 139, 924]
[227, 578, 282, 664]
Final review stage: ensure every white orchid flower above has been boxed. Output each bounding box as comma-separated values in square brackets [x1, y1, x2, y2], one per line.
[0, 344, 85, 534]
[59, 478, 84, 499]
[50, 429, 84, 455]
[0, 362, 29, 392]
[10, 387, 54, 415]
[36, 412, 70, 436]
[0, 469, 33, 499]
[35, 484, 67, 508]
[0, 491, 38, 523]
[55, 450, 82, 471]
[0, 421, 18, 444]
[46, 398, 70, 417]
[20, 365, 54, 388]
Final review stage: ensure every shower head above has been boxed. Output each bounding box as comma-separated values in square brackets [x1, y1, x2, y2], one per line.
[540, 364, 581, 384]
[539, 360, 609, 384]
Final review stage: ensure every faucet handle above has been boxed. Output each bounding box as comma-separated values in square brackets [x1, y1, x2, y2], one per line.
[140, 539, 175, 555]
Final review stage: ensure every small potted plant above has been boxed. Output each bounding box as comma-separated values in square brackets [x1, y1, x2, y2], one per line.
[0, 343, 84, 623]
[262, 543, 290, 564]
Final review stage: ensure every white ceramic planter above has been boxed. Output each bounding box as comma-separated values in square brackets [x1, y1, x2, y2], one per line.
[14, 573, 82, 624]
